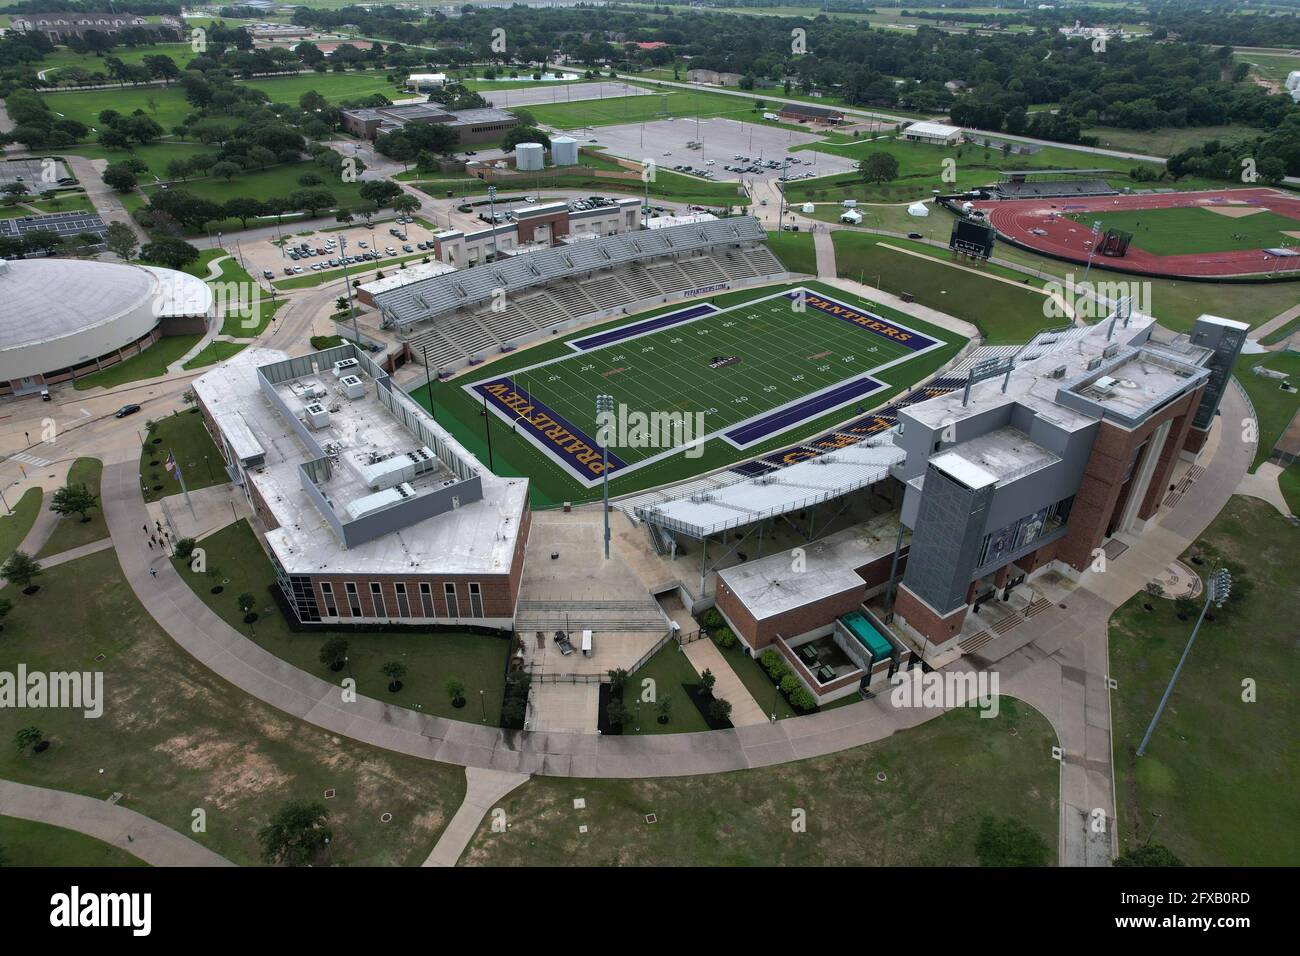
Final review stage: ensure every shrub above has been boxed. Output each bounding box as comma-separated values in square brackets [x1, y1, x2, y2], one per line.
[698, 607, 724, 629]
[707, 697, 732, 724]
[779, 674, 802, 696]
[760, 648, 788, 681]
[714, 627, 737, 649]
[975, 815, 1051, 867]
[789, 687, 817, 712]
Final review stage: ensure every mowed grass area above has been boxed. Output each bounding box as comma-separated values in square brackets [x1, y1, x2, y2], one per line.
[0, 550, 467, 866]
[139, 408, 227, 503]
[1081, 124, 1270, 158]
[461, 698, 1058, 866]
[833, 231, 1055, 344]
[1109, 497, 1299, 866]
[42, 85, 192, 131]
[470, 287, 924, 468]
[38, 42, 194, 79]
[172, 519, 512, 721]
[36, 457, 108, 558]
[72, 333, 202, 391]
[239, 71, 405, 105]
[182, 340, 249, 369]
[1237, 351, 1300, 471]
[416, 279, 966, 505]
[623, 643, 711, 735]
[1068, 206, 1300, 256]
[0, 816, 147, 867]
[765, 228, 817, 275]
[0, 487, 43, 562]
[1234, 50, 1300, 83]
[142, 161, 367, 208]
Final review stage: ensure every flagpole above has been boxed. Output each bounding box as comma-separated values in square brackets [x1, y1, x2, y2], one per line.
[169, 447, 196, 518]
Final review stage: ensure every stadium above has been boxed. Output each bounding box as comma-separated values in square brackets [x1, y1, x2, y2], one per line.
[970, 187, 1300, 279]
[0, 257, 211, 397]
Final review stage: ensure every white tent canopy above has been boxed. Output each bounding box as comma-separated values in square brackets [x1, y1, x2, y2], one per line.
[907, 202, 930, 217]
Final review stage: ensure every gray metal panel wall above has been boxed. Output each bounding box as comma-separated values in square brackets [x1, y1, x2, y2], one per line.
[1189, 318, 1247, 430]
[900, 463, 994, 615]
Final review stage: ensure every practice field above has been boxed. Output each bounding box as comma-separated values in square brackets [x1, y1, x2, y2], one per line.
[463, 287, 945, 488]
[974, 188, 1300, 279]
[1065, 206, 1300, 256]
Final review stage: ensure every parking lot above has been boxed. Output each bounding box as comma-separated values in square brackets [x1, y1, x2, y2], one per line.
[591, 116, 858, 185]
[238, 218, 445, 281]
[0, 157, 72, 189]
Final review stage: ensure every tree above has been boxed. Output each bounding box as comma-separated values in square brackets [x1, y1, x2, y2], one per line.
[140, 237, 201, 270]
[223, 197, 266, 229]
[655, 695, 672, 724]
[50, 483, 98, 523]
[699, 668, 716, 695]
[1, 551, 42, 592]
[288, 188, 337, 217]
[211, 161, 242, 182]
[319, 636, 349, 671]
[238, 593, 256, 614]
[174, 538, 197, 561]
[707, 696, 732, 724]
[1115, 844, 1185, 867]
[103, 222, 138, 261]
[101, 164, 138, 193]
[859, 152, 900, 185]
[13, 726, 43, 753]
[975, 815, 1050, 867]
[502, 125, 551, 152]
[393, 193, 420, 217]
[257, 801, 332, 866]
[382, 660, 407, 691]
[606, 697, 629, 728]
[445, 677, 466, 703]
[606, 668, 628, 697]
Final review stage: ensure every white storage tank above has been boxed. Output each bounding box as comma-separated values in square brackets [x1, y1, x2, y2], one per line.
[515, 142, 545, 171]
[801, 202, 815, 214]
[551, 136, 578, 166]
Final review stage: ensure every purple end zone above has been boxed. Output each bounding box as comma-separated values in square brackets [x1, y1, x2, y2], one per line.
[569, 302, 719, 351]
[725, 377, 884, 447]
[787, 291, 939, 351]
[472, 377, 628, 482]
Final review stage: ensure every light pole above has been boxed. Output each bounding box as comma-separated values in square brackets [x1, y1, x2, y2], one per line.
[1136, 568, 1232, 757]
[487, 185, 499, 263]
[338, 235, 361, 347]
[596, 393, 613, 559]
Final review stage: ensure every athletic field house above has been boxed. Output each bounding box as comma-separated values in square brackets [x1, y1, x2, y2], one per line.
[191, 217, 1251, 711]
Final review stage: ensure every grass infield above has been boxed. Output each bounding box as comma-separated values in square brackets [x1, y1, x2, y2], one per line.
[1067, 206, 1300, 257]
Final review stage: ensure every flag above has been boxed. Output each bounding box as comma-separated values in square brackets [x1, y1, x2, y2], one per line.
[164, 452, 176, 474]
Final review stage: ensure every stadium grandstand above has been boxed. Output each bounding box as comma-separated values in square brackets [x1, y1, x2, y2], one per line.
[990, 170, 1119, 200]
[372, 216, 786, 371]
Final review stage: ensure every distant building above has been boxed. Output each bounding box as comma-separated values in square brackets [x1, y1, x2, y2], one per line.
[9, 12, 180, 41]
[340, 103, 519, 145]
[900, 121, 964, 146]
[687, 69, 744, 87]
[777, 103, 845, 125]
[407, 73, 450, 92]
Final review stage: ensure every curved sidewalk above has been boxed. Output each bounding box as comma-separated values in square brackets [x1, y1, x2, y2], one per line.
[102, 460, 950, 779]
[0, 778, 234, 867]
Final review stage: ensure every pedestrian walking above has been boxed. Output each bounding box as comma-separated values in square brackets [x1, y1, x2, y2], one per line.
[143, 524, 149, 533]
[148, 567, 157, 579]
[147, 540, 153, 550]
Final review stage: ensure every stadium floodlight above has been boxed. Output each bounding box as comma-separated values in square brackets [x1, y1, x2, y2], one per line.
[596, 393, 614, 559]
[1137, 567, 1235, 757]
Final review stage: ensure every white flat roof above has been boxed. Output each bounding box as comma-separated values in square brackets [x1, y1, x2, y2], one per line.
[193, 348, 528, 577]
[931, 451, 998, 490]
[904, 121, 962, 137]
[717, 514, 904, 619]
[1197, 314, 1250, 331]
[359, 260, 457, 296]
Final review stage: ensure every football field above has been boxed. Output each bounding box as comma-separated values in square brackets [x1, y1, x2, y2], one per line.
[464, 287, 945, 487]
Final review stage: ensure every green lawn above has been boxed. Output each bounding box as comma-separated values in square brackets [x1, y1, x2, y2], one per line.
[273, 251, 437, 290]
[0, 815, 147, 867]
[710, 636, 797, 721]
[623, 642, 711, 734]
[461, 699, 1058, 866]
[182, 341, 249, 370]
[0, 487, 43, 563]
[1234, 50, 1300, 83]
[36, 458, 108, 558]
[171, 519, 511, 721]
[0, 549, 466, 866]
[1259, 316, 1300, 346]
[38, 42, 194, 81]
[67, 141, 210, 182]
[526, 88, 782, 129]
[1109, 496, 1299, 866]
[143, 161, 368, 214]
[1081, 124, 1270, 159]
[1277, 464, 1300, 515]
[765, 228, 817, 275]
[239, 71, 405, 106]
[1066, 206, 1300, 257]
[72, 334, 201, 391]
[42, 85, 192, 131]
[833, 231, 1055, 344]
[139, 408, 227, 503]
[425, 279, 963, 505]
[1237, 352, 1300, 470]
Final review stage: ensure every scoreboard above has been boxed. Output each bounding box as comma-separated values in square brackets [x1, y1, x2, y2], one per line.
[949, 218, 996, 259]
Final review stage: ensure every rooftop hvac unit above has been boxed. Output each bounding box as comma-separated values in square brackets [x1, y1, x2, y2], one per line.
[346, 482, 417, 521]
[1092, 375, 1118, 395]
[1051, 366, 1068, 380]
[340, 374, 365, 399]
[332, 358, 360, 378]
[304, 402, 330, 429]
[1103, 343, 1120, 359]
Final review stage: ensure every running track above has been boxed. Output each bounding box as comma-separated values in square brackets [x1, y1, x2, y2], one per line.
[971, 188, 1300, 279]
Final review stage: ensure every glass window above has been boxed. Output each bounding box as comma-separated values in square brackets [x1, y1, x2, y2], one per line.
[369, 582, 386, 618]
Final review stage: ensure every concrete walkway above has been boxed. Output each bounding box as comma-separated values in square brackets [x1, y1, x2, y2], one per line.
[1247, 301, 1300, 343]
[422, 767, 529, 867]
[0, 778, 234, 867]
[812, 224, 837, 279]
[682, 639, 768, 727]
[38, 536, 114, 569]
[1236, 461, 1292, 516]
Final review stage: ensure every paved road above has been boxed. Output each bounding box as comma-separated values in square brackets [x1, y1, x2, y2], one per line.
[65, 154, 149, 244]
[0, 778, 234, 867]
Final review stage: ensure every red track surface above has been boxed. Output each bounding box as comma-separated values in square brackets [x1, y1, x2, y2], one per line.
[972, 188, 1300, 279]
